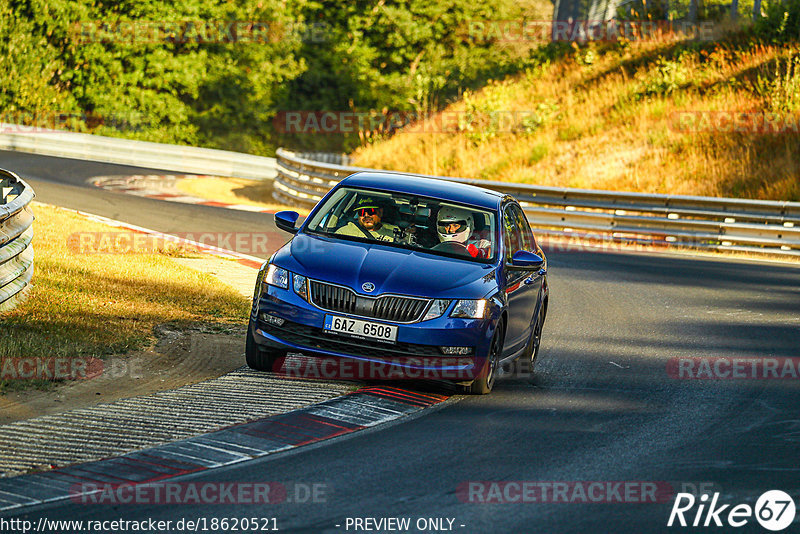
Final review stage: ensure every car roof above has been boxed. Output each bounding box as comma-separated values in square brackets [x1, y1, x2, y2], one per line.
[340, 172, 505, 210]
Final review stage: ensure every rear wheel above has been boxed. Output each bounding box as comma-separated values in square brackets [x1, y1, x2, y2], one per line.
[468, 318, 505, 395]
[245, 321, 283, 371]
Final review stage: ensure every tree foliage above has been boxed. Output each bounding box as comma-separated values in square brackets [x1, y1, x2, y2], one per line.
[0, 0, 535, 154]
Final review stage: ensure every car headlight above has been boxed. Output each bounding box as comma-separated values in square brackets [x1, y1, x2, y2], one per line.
[264, 264, 289, 289]
[293, 273, 308, 300]
[450, 299, 487, 319]
[422, 299, 450, 321]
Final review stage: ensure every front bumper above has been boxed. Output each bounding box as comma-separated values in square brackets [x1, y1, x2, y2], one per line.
[251, 284, 498, 381]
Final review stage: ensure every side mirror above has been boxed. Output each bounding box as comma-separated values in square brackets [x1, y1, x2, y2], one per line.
[510, 250, 544, 270]
[275, 211, 300, 234]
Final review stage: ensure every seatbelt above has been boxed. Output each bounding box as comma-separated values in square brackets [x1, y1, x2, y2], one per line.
[354, 219, 377, 240]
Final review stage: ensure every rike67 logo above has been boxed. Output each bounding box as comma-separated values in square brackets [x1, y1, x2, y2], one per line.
[668, 490, 796, 531]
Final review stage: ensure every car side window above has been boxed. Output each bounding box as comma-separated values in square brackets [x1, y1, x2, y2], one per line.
[503, 206, 523, 264]
[510, 204, 535, 252]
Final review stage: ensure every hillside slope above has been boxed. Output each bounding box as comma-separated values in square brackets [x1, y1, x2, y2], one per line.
[353, 34, 800, 201]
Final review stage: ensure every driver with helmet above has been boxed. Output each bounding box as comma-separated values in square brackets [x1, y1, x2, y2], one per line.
[436, 205, 492, 258]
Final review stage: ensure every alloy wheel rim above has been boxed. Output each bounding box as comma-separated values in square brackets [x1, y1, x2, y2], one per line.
[487, 329, 501, 387]
[531, 321, 542, 363]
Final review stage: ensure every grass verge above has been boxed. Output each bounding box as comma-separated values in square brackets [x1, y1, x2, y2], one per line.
[175, 176, 310, 215]
[0, 203, 249, 394]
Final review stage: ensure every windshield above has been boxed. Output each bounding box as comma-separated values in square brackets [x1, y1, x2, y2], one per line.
[305, 187, 497, 262]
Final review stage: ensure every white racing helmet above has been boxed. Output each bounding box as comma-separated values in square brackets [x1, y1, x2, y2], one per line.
[437, 206, 473, 243]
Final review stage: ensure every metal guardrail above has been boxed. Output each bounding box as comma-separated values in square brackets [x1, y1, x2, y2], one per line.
[292, 151, 352, 166]
[275, 148, 800, 257]
[0, 169, 34, 312]
[0, 124, 277, 180]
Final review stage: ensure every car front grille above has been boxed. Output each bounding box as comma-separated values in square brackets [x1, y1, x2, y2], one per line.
[309, 280, 429, 323]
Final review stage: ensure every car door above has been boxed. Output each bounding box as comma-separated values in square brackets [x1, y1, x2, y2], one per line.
[502, 203, 541, 356]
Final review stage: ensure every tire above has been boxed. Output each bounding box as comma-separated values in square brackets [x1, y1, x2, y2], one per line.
[523, 305, 545, 371]
[468, 318, 505, 395]
[245, 321, 283, 371]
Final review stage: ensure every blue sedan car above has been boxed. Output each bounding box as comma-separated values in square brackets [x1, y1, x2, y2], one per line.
[246, 172, 548, 394]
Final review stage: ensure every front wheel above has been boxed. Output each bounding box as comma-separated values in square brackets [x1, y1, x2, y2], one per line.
[468, 318, 505, 395]
[523, 307, 545, 370]
[245, 321, 283, 371]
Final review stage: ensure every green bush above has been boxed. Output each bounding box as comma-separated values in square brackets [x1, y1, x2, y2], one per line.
[754, 0, 800, 41]
[1, 0, 536, 155]
[757, 55, 800, 113]
[638, 58, 691, 96]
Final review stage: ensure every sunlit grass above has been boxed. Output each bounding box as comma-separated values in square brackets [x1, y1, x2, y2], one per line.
[0, 203, 249, 393]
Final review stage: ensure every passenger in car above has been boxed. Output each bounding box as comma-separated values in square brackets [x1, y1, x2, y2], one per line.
[437, 206, 492, 258]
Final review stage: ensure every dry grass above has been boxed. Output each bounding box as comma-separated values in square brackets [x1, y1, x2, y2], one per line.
[0, 203, 249, 393]
[354, 35, 800, 201]
[175, 176, 310, 214]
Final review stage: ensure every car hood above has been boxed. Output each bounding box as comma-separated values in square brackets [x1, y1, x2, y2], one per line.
[273, 233, 497, 299]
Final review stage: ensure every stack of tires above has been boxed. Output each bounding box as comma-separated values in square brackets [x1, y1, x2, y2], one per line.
[0, 169, 34, 312]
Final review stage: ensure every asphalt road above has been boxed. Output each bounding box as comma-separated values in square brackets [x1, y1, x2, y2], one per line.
[0, 150, 282, 248]
[3, 151, 800, 533]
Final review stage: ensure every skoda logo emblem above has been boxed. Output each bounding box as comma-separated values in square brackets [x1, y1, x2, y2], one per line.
[361, 282, 375, 293]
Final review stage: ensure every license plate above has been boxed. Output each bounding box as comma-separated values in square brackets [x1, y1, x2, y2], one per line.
[324, 315, 397, 343]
